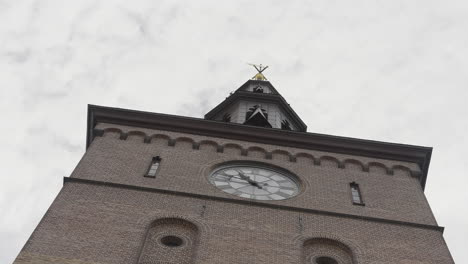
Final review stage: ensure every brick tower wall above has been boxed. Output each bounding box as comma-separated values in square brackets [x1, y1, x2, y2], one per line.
[14, 122, 453, 264]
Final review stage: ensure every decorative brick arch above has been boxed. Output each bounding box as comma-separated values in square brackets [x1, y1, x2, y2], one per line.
[246, 146, 268, 159]
[271, 149, 294, 162]
[102, 127, 124, 139]
[300, 237, 357, 264]
[137, 216, 206, 264]
[174, 137, 196, 149]
[343, 159, 365, 172]
[148, 134, 172, 146]
[368, 161, 390, 175]
[319, 156, 341, 169]
[127, 130, 148, 142]
[222, 143, 244, 156]
[295, 152, 317, 165]
[95, 126, 421, 182]
[198, 140, 220, 152]
[391, 165, 413, 177]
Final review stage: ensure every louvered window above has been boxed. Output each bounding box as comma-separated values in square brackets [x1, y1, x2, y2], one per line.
[350, 182, 364, 205]
[145, 156, 161, 178]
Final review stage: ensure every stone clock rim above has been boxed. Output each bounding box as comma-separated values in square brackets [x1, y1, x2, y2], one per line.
[207, 161, 303, 201]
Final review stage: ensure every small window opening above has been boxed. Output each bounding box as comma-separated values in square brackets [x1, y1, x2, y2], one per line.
[315, 256, 338, 264]
[281, 119, 291, 130]
[160, 235, 184, 247]
[350, 182, 364, 205]
[222, 113, 231, 122]
[253, 85, 264, 93]
[145, 156, 161, 178]
[245, 105, 268, 120]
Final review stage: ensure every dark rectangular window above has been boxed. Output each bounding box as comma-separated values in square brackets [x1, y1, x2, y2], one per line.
[350, 182, 364, 205]
[145, 156, 161, 178]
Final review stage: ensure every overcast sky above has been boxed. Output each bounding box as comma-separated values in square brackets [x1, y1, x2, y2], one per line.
[1, 0, 467, 263]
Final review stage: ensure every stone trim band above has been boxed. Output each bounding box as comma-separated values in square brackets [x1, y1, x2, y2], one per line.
[64, 177, 445, 233]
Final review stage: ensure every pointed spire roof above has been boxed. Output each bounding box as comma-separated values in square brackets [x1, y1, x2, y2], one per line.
[205, 65, 307, 132]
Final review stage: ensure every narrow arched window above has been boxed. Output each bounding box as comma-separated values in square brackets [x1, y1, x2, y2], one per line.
[145, 156, 161, 178]
[350, 182, 364, 206]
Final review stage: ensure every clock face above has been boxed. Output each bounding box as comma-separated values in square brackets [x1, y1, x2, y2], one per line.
[209, 165, 299, 200]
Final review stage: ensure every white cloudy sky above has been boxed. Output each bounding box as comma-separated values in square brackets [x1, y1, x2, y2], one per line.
[1, 0, 467, 263]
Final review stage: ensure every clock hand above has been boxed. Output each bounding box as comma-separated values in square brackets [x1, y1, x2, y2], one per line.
[236, 171, 249, 181]
[238, 171, 263, 189]
[218, 174, 246, 182]
[239, 173, 259, 186]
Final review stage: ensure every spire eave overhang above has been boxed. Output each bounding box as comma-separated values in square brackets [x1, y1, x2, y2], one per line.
[204, 91, 307, 132]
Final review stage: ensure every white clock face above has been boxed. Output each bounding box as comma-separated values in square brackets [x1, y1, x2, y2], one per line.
[209, 165, 299, 200]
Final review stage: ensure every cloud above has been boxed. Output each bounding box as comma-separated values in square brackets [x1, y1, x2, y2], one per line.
[1, 0, 467, 263]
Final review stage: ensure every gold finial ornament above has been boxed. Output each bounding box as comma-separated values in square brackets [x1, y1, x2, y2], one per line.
[248, 63, 269, 81]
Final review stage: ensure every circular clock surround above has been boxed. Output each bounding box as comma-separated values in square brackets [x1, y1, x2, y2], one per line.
[209, 163, 300, 201]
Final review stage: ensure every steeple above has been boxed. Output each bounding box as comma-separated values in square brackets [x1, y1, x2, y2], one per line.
[205, 65, 307, 132]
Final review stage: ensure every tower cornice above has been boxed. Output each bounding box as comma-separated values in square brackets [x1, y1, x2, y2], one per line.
[87, 104, 432, 190]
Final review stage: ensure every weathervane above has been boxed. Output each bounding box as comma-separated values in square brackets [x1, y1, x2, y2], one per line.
[248, 63, 269, 81]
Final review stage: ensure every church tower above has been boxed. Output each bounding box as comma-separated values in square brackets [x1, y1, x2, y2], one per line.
[14, 66, 453, 263]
